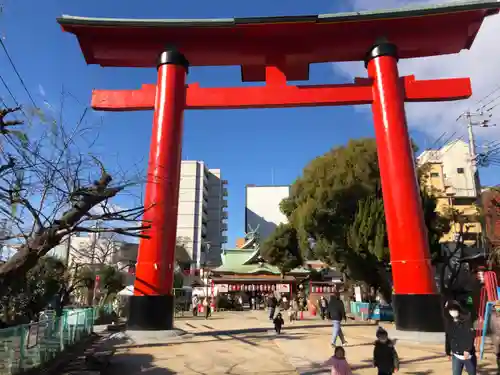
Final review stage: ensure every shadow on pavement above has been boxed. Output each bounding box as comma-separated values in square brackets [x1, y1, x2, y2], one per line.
[104, 353, 176, 375]
[120, 331, 309, 350]
[477, 363, 499, 375]
[190, 322, 373, 337]
[300, 354, 446, 375]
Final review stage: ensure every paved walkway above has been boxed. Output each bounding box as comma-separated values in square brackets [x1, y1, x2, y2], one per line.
[104, 311, 499, 374]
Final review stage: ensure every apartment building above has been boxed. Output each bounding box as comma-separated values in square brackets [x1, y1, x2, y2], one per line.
[417, 139, 482, 246]
[176, 161, 228, 269]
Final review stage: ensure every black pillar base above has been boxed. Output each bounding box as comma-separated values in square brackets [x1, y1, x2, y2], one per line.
[128, 295, 174, 331]
[393, 294, 444, 332]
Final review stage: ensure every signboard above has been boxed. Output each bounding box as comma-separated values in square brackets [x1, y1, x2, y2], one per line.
[217, 284, 229, 293]
[277, 284, 290, 293]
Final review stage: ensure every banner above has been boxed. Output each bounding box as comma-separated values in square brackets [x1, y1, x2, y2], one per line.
[217, 284, 228, 293]
[277, 284, 290, 293]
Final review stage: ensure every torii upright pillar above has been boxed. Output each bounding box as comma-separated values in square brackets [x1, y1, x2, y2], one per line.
[366, 43, 440, 330]
[128, 48, 189, 330]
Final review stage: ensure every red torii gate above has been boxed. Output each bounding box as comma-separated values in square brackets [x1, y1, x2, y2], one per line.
[58, 0, 499, 332]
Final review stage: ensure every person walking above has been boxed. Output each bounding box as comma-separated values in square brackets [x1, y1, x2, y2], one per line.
[273, 312, 285, 334]
[321, 346, 353, 375]
[328, 292, 348, 347]
[268, 293, 278, 320]
[373, 327, 399, 375]
[192, 294, 199, 317]
[319, 296, 329, 320]
[489, 302, 500, 373]
[203, 297, 211, 319]
[445, 300, 476, 375]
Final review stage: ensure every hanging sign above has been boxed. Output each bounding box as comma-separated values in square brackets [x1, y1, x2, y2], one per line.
[218, 284, 229, 293]
[277, 284, 290, 293]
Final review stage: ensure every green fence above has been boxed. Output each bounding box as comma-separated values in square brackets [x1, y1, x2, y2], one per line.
[0, 305, 112, 375]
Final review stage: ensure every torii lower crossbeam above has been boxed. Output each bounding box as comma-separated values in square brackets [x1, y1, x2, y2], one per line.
[92, 75, 471, 111]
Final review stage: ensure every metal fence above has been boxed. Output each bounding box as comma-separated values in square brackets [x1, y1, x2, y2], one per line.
[0, 305, 112, 375]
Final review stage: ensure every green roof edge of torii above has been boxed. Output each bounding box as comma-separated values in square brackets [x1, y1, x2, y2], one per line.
[57, 0, 500, 28]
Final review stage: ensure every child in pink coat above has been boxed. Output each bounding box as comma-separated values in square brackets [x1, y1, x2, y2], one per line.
[322, 346, 353, 375]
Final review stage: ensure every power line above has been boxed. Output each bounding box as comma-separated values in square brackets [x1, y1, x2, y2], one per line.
[0, 38, 37, 109]
[0, 73, 32, 125]
[0, 73, 19, 106]
[476, 85, 500, 106]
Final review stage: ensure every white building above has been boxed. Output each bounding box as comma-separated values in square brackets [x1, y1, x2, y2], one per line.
[177, 161, 228, 269]
[245, 185, 290, 241]
[418, 139, 477, 198]
[47, 233, 138, 284]
[417, 139, 482, 245]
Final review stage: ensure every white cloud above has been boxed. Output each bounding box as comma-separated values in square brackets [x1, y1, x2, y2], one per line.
[38, 84, 46, 97]
[335, 0, 500, 142]
[89, 202, 127, 216]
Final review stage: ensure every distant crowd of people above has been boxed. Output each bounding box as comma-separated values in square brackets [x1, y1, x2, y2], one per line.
[266, 292, 307, 324]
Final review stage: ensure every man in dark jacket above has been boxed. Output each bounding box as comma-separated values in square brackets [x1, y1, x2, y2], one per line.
[444, 300, 476, 375]
[328, 293, 348, 346]
[267, 293, 278, 320]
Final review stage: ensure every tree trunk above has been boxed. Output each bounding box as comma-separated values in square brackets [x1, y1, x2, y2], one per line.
[0, 173, 122, 282]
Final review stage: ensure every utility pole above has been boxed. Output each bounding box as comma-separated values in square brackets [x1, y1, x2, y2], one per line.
[464, 111, 481, 198]
[457, 110, 495, 248]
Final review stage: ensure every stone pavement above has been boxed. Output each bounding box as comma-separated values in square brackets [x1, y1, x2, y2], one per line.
[105, 311, 499, 374]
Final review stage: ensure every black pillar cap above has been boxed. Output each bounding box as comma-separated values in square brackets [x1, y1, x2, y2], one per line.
[157, 46, 190, 72]
[364, 42, 398, 68]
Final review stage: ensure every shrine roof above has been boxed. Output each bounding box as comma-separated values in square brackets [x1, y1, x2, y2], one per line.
[213, 248, 310, 275]
[57, 0, 499, 81]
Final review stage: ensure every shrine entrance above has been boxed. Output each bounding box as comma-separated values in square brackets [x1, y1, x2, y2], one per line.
[58, 0, 499, 332]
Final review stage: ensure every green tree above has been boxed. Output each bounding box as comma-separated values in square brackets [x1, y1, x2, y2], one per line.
[281, 138, 450, 295]
[260, 223, 303, 276]
[0, 256, 66, 325]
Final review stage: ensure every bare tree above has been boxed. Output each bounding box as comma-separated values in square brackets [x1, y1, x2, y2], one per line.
[68, 232, 126, 266]
[0, 106, 149, 284]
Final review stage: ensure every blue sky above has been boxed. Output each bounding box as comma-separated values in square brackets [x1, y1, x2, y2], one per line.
[1, 0, 499, 248]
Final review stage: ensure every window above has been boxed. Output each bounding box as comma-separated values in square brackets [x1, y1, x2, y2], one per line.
[457, 168, 465, 174]
[452, 197, 476, 206]
[430, 172, 439, 178]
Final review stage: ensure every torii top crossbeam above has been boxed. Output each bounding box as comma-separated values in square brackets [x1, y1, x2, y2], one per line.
[58, 0, 499, 81]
